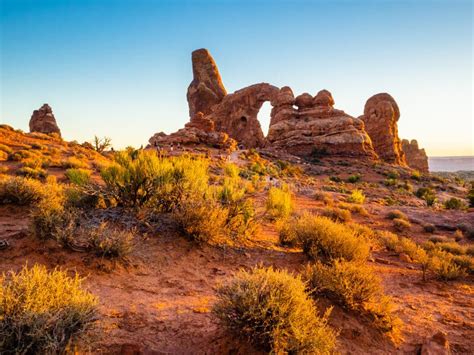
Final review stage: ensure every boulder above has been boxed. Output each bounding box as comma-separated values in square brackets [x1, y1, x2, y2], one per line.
[402, 139, 429, 173]
[29, 104, 61, 136]
[267, 90, 377, 158]
[186, 48, 227, 117]
[360, 93, 405, 164]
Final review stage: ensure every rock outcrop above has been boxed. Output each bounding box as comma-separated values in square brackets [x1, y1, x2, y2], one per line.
[267, 89, 377, 158]
[148, 112, 236, 151]
[402, 139, 429, 172]
[205, 83, 279, 148]
[187, 49, 227, 117]
[360, 93, 405, 164]
[29, 104, 61, 136]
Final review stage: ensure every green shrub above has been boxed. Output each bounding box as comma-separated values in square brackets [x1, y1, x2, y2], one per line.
[444, 197, 465, 210]
[306, 260, 402, 337]
[86, 223, 134, 259]
[321, 207, 352, 222]
[102, 150, 209, 208]
[0, 264, 98, 354]
[386, 210, 408, 220]
[0, 144, 13, 155]
[213, 266, 336, 354]
[0, 176, 46, 205]
[423, 223, 436, 233]
[173, 198, 228, 244]
[16, 166, 47, 179]
[347, 189, 365, 204]
[415, 187, 437, 206]
[297, 214, 370, 263]
[62, 156, 89, 169]
[266, 185, 293, 219]
[65, 168, 92, 186]
[347, 174, 361, 183]
[468, 184, 474, 207]
[393, 218, 411, 232]
[429, 250, 467, 281]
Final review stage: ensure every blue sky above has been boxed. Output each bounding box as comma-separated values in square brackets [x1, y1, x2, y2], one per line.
[1, 0, 472, 156]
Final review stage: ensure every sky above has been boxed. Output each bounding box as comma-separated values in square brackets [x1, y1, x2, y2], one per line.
[1, 0, 472, 156]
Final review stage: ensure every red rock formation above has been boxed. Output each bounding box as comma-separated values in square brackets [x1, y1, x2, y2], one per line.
[267, 89, 376, 158]
[360, 93, 405, 165]
[187, 49, 227, 117]
[205, 83, 279, 148]
[149, 111, 236, 151]
[402, 139, 429, 172]
[29, 104, 61, 136]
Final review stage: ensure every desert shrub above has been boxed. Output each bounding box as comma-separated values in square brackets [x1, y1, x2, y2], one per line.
[66, 168, 92, 186]
[275, 160, 303, 177]
[411, 170, 421, 181]
[348, 223, 377, 242]
[347, 174, 361, 183]
[173, 198, 228, 244]
[0, 143, 12, 155]
[428, 249, 467, 280]
[218, 177, 245, 205]
[322, 206, 352, 222]
[0, 176, 46, 205]
[329, 176, 342, 183]
[338, 202, 369, 217]
[86, 223, 133, 259]
[224, 197, 259, 240]
[102, 150, 209, 209]
[435, 241, 465, 255]
[415, 187, 437, 206]
[223, 162, 240, 178]
[62, 156, 89, 169]
[347, 189, 365, 204]
[0, 264, 97, 354]
[16, 166, 47, 179]
[0, 151, 8, 160]
[213, 266, 336, 354]
[423, 223, 436, 233]
[297, 214, 370, 263]
[444, 197, 465, 210]
[468, 184, 474, 207]
[266, 185, 293, 219]
[306, 260, 402, 336]
[393, 218, 411, 232]
[452, 255, 474, 274]
[384, 178, 398, 187]
[8, 149, 36, 162]
[466, 245, 474, 256]
[386, 209, 408, 220]
[314, 191, 333, 205]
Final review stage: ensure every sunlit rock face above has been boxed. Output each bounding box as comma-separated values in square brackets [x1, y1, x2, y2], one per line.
[187, 48, 227, 118]
[360, 93, 406, 165]
[205, 83, 279, 148]
[267, 88, 377, 158]
[29, 104, 61, 137]
[402, 139, 429, 172]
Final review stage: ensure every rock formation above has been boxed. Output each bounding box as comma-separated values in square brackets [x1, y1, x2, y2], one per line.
[205, 83, 279, 148]
[187, 49, 227, 117]
[149, 49, 427, 165]
[29, 104, 61, 136]
[148, 112, 236, 151]
[267, 88, 377, 158]
[360, 93, 405, 164]
[402, 139, 429, 172]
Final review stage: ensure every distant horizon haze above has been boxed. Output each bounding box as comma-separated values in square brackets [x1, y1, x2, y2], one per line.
[1, 0, 472, 156]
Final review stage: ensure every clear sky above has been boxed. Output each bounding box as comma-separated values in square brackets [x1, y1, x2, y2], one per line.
[1, 0, 472, 156]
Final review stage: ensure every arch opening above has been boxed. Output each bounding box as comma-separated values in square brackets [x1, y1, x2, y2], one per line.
[257, 101, 272, 137]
